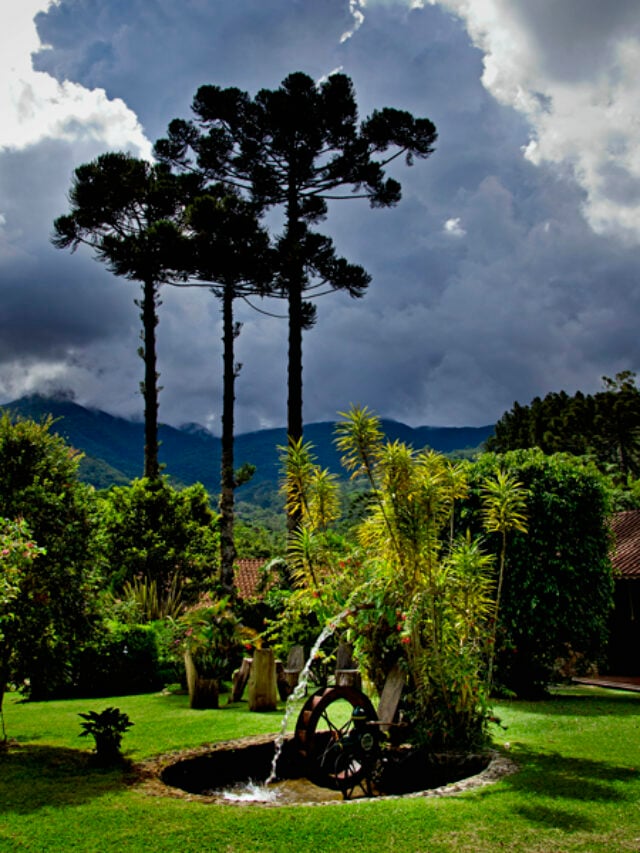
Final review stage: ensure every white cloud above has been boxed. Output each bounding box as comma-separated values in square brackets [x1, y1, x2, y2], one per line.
[443, 217, 466, 237]
[0, 1, 151, 156]
[341, 0, 366, 43]
[425, 0, 640, 244]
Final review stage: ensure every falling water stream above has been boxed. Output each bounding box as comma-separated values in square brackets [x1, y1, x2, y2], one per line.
[217, 606, 352, 802]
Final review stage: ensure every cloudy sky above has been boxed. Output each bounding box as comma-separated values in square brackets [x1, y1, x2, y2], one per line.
[2, 0, 639, 434]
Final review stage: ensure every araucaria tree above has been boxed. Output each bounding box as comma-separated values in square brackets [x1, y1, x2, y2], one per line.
[53, 153, 197, 480]
[184, 189, 272, 592]
[155, 71, 437, 454]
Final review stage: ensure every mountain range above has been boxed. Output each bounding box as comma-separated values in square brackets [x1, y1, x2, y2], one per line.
[0, 394, 495, 499]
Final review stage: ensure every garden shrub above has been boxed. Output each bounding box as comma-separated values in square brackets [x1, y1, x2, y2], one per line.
[0, 414, 103, 699]
[75, 621, 162, 697]
[463, 449, 614, 696]
[98, 477, 219, 603]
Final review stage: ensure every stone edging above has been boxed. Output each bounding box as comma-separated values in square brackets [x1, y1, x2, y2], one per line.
[129, 734, 518, 807]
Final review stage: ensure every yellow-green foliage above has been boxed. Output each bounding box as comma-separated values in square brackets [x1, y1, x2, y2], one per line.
[278, 406, 528, 750]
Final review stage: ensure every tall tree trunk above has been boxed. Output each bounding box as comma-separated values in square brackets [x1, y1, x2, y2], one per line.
[286, 186, 304, 534]
[287, 279, 304, 447]
[220, 284, 237, 595]
[140, 278, 161, 480]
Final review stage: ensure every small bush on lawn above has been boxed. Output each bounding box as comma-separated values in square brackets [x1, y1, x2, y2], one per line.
[78, 706, 133, 765]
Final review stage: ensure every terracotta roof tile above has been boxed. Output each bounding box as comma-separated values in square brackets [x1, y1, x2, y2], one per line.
[234, 558, 268, 600]
[611, 511, 640, 579]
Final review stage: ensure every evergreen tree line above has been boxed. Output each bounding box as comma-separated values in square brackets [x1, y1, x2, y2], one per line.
[488, 371, 640, 485]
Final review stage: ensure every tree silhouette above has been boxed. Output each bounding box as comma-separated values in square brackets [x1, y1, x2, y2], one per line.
[184, 188, 273, 592]
[156, 71, 437, 452]
[53, 153, 197, 480]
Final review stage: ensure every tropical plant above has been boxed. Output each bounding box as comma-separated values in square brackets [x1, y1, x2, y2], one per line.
[273, 407, 498, 749]
[272, 438, 357, 625]
[78, 706, 133, 765]
[480, 469, 528, 690]
[335, 407, 496, 749]
[120, 575, 183, 622]
[179, 596, 249, 683]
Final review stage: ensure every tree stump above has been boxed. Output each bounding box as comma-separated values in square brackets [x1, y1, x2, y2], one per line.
[231, 657, 252, 702]
[282, 644, 306, 697]
[335, 641, 361, 689]
[377, 663, 405, 734]
[248, 648, 278, 711]
[275, 659, 289, 701]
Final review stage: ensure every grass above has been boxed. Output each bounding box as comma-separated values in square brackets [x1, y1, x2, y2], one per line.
[2, 685, 640, 851]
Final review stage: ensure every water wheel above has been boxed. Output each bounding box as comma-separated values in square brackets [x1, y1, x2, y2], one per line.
[294, 685, 379, 795]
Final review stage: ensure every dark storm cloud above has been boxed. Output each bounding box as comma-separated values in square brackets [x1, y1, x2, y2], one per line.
[33, 0, 355, 137]
[1, 0, 638, 432]
[0, 140, 135, 356]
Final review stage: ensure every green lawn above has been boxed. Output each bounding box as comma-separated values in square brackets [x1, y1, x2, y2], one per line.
[1, 686, 640, 852]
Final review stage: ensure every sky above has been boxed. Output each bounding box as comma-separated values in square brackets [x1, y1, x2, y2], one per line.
[1, 0, 640, 434]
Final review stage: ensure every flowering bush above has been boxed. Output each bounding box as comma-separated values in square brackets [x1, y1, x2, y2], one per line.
[1, 517, 45, 735]
[0, 517, 45, 658]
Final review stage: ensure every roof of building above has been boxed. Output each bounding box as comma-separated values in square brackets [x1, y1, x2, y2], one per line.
[611, 511, 640, 579]
[234, 558, 268, 599]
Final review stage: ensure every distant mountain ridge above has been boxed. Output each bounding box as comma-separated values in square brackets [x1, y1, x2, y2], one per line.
[0, 394, 495, 495]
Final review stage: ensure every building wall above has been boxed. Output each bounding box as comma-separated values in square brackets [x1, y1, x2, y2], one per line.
[607, 580, 640, 674]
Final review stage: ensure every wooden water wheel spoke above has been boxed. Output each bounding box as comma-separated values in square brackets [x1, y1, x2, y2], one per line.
[294, 685, 378, 791]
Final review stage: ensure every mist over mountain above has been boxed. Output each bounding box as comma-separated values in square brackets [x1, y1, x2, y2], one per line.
[0, 395, 494, 497]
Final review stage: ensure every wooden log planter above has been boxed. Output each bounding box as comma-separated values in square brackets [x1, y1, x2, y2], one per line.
[184, 650, 220, 710]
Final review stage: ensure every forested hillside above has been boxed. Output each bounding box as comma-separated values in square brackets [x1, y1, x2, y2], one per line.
[0, 395, 494, 499]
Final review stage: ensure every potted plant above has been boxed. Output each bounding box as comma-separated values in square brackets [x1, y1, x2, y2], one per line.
[180, 597, 248, 709]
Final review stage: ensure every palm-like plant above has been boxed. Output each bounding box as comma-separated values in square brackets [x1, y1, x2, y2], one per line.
[279, 438, 341, 592]
[336, 406, 496, 749]
[481, 469, 528, 690]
